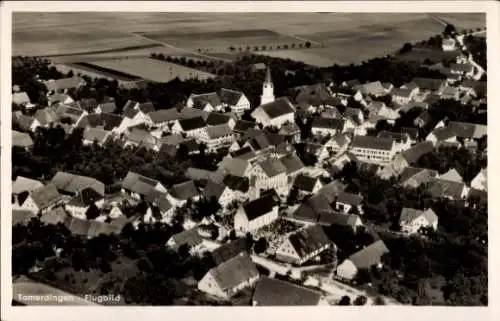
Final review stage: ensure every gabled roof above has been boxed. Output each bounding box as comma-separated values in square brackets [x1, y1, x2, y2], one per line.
[206, 112, 231, 126]
[179, 107, 210, 120]
[400, 127, 419, 140]
[320, 107, 342, 119]
[13, 113, 36, 131]
[412, 77, 445, 91]
[29, 184, 62, 209]
[287, 225, 331, 259]
[178, 116, 206, 131]
[158, 134, 186, 146]
[279, 154, 305, 175]
[78, 112, 124, 131]
[12, 92, 31, 105]
[208, 252, 259, 291]
[293, 174, 319, 192]
[206, 124, 233, 139]
[347, 240, 389, 269]
[223, 175, 250, 193]
[439, 168, 463, 183]
[355, 81, 386, 96]
[265, 132, 286, 147]
[169, 228, 204, 250]
[121, 171, 162, 196]
[219, 88, 244, 106]
[317, 180, 346, 203]
[211, 238, 249, 265]
[219, 157, 251, 177]
[391, 88, 413, 98]
[34, 108, 59, 126]
[253, 276, 323, 306]
[96, 101, 117, 114]
[248, 134, 271, 151]
[378, 131, 410, 144]
[233, 120, 256, 133]
[202, 180, 226, 199]
[230, 147, 257, 161]
[399, 167, 438, 186]
[450, 63, 474, 73]
[242, 192, 279, 221]
[259, 158, 287, 177]
[169, 180, 198, 200]
[40, 207, 67, 225]
[12, 176, 44, 195]
[66, 187, 103, 207]
[448, 121, 487, 139]
[400, 141, 434, 164]
[148, 109, 179, 124]
[351, 135, 394, 151]
[190, 92, 221, 109]
[12, 130, 33, 148]
[83, 127, 110, 144]
[125, 128, 156, 145]
[318, 212, 361, 229]
[427, 178, 466, 199]
[51, 171, 105, 196]
[258, 97, 295, 118]
[400, 208, 438, 225]
[12, 210, 37, 226]
[429, 126, 457, 141]
[336, 192, 363, 206]
[311, 117, 345, 130]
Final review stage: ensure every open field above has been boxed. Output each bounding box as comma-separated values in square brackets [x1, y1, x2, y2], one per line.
[55, 63, 142, 82]
[85, 57, 216, 82]
[396, 47, 461, 63]
[14, 12, 485, 67]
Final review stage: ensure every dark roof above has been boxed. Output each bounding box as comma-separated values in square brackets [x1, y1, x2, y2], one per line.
[29, 184, 62, 209]
[223, 175, 250, 192]
[412, 77, 445, 91]
[206, 112, 230, 126]
[351, 135, 394, 151]
[467, 188, 487, 203]
[209, 252, 259, 292]
[400, 141, 434, 164]
[190, 92, 221, 109]
[12, 210, 37, 226]
[50, 171, 105, 196]
[288, 225, 331, 259]
[401, 127, 419, 140]
[461, 80, 486, 96]
[378, 131, 410, 144]
[230, 147, 257, 160]
[77, 98, 98, 112]
[430, 126, 457, 141]
[259, 97, 295, 118]
[311, 117, 345, 130]
[336, 192, 363, 206]
[66, 187, 103, 207]
[178, 116, 206, 131]
[391, 88, 413, 98]
[233, 120, 256, 133]
[265, 132, 286, 147]
[317, 181, 346, 203]
[121, 172, 162, 196]
[293, 174, 319, 192]
[248, 134, 271, 151]
[242, 192, 279, 221]
[169, 228, 203, 250]
[169, 180, 198, 200]
[399, 167, 438, 186]
[427, 179, 466, 199]
[318, 212, 361, 229]
[211, 238, 249, 265]
[253, 276, 322, 306]
[347, 240, 389, 269]
[219, 88, 244, 106]
[79, 113, 124, 131]
[148, 109, 179, 123]
[279, 154, 304, 175]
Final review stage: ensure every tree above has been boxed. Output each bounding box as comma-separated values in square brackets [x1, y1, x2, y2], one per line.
[353, 295, 368, 306]
[399, 42, 413, 55]
[253, 237, 268, 254]
[338, 295, 351, 305]
[444, 24, 457, 36]
[85, 203, 100, 220]
[305, 41, 311, 48]
[373, 296, 386, 305]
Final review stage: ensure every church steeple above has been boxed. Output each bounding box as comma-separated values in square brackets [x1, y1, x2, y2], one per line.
[260, 65, 275, 105]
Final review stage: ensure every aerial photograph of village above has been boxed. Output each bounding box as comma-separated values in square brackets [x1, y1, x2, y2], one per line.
[10, 12, 487, 306]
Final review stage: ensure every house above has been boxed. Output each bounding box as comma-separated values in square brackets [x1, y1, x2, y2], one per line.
[349, 135, 396, 165]
[414, 110, 436, 128]
[218, 157, 252, 178]
[471, 168, 487, 191]
[439, 86, 460, 100]
[291, 83, 338, 113]
[251, 158, 288, 195]
[292, 193, 334, 223]
[334, 192, 363, 214]
[205, 112, 235, 128]
[50, 171, 105, 196]
[317, 134, 351, 163]
[203, 125, 235, 152]
[391, 88, 414, 105]
[12, 113, 40, 132]
[354, 81, 387, 97]
[439, 168, 464, 183]
[377, 104, 401, 122]
[12, 130, 33, 149]
[252, 276, 326, 306]
[147, 109, 180, 130]
[251, 97, 295, 128]
[399, 208, 438, 234]
[122, 100, 155, 126]
[233, 120, 257, 137]
[210, 238, 249, 265]
[82, 127, 112, 146]
[459, 80, 487, 98]
[234, 191, 279, 234]
[392, 141, 434, 173]
[336, 240, 389, 280]
[42, 76, 85, 93]
[13, 91, 35, 109]
[279, 121, 301, 143]
[399, 167, 439, 189]
[65, 188, 105, 220]
[203, 176, 249, 208]
[197, 252, 259, 299]
[20, 184, 63, 214]
[320, 107, 343, 119]
[229, 146, 258, 162]
[426, 127, 458, 147]
[54, 104, 87, 126]
[47, 93, 74, 107]
[123, 128, 159, 151]
[167, 180, 200, 207]
[442, 37, 456, 51]
[276, 225, 332, 265]
[187, 92, 222, 112]
[166, 228, 204, 253]
[447, 121, 487, 140]
[94, 100, 117, 114]
[171, 116, 207, 137]
[292, 174, 323, 195]
[377, 131, 411, 153]
[318, 212, 363, 233]
[412, 77, 446, 94]
[12, 210, 37, 226]
[344, 107, 364, 124]
[311, 117, 345, 137]
[219, 88, 251, 114]
[34, 108, 59, 127]
[279, 154, 305, 180]
[400, 127, 419, 143]
[427, 178, 469, 200]
[78, 113, 128, 134]
[121, 171, 167, 200]
[12, 176, 44, 208]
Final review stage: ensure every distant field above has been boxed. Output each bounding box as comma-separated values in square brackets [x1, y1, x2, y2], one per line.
[86, 57, 216, 82]
[13, 12, 486, 67]
[396, 47, 461, 64]
[56, 63, 142, 82]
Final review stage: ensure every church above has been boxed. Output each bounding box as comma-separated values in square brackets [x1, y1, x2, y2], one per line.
[251, 66, 296, 129]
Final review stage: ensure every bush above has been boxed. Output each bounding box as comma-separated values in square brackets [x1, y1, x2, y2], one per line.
[374, 296, 386, 305]
[353, 295, 368, 306]
[338, 295, 351, 305]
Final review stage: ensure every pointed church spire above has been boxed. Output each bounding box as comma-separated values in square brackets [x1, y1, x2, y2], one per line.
[265, 65, 272, 84]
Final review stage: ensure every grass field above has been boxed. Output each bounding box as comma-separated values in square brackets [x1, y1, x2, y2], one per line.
[396, 47, 461, 64]
[85, 57, 216, 82]
[13, 12, 485, 67]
